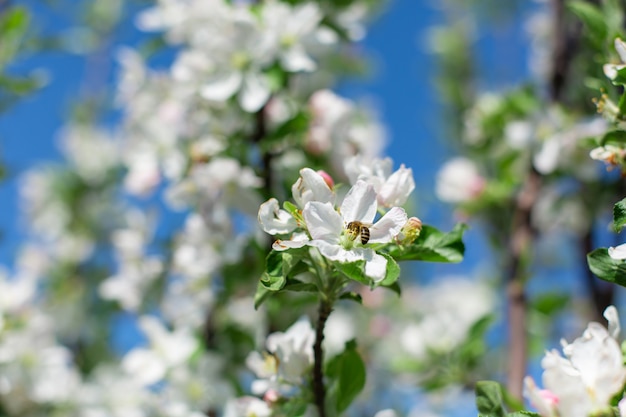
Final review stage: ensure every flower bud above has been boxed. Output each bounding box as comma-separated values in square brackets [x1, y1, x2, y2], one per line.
[316, 170, 334, 189]
[291, 167, 335, 208]
[263, 389, 281, 404]
[396, 217, 422, 245]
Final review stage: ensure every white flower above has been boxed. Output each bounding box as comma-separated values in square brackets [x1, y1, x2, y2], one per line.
[608, 243, 626, 260]
[304, 181, 407, 282]
[0, 271, 36, 330]
[122, 316, 198, 386]
[603, 38, 626, 80]
[59, 125, 120, 185]
[247, 318, 315, 395]
[124, 150, 161, 197]
[534, 116, 607, 176]
[590, 144, 624, 170]
[195, 10, 273, 112]
[345, 156, 415, 207]
[262, 0, 327, 72]
[291, 167, 335, 208]
[435, 157, 485, 203]
[398, 276, 494, 360]
[524, 306, 626, 417]
[258, 198, 297, 235]
[504, 120, 534, 150]
[223, 396, 271, 417]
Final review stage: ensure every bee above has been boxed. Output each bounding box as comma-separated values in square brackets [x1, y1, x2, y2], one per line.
[346, 221, 371, 245]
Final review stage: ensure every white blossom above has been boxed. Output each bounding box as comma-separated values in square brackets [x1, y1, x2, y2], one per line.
[524, 306, 626, 417]
[435, 157, 485, 203]
[122, 316, 198, 386]
[304, 181, 407, 282]
[603, 38, 626, 80]
[247, 318, 315, 396]
[345, 155, 415, 207]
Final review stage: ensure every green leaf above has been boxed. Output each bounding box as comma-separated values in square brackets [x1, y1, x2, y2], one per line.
[587, 248, 626, 287]
[600, 129, 626, 146]
[260, 250, 286, 291]
[0, 7, 30, 68]
[283, 279, 318, 292]
[611, 67, 626, 86]
[475, 381, 506, 417]
[530, 293, 569, 316]
[617, 92, 626, 117]
[388, 224, 467, 263]
[255, 249, 313, 308]
[334, 259, 371, 286]
[378, 253, 401, 287]
[325, 340, 366, 414]
[339, 292, 362, 304]
[506, 412, 541, 417]
[614, 198, 626, 231]
[266, 65, 287, 92]
[381, 281, 402, 296]
[568, 1, 607, 42]
[254, 283, 271, 309]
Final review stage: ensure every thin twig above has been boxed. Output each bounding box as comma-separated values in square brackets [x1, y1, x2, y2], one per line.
[313, 299, 332, 417]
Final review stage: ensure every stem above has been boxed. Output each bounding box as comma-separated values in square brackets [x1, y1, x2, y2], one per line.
[313, 299, 332, 417]
[251, 106, 274, 200]
[505, 167, 541, 400]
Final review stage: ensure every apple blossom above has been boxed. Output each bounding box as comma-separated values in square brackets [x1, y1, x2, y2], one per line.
[291, 167, 335, 208]
[258, 198, 297, 235]
[396, 276, 494, 361]
[523, 306, 626, 417]
[345, 155, 416, 207]
[608, 243, 626, 260]
[122, 316, 198, 386]
[435, 157, 485, 203]
[603, 38, 626, 80]
[246, 318, 315, 396]
[223, 396, 272, 417]
[304, 180, 407, 282]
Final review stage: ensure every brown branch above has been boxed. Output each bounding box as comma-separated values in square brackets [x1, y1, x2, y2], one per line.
[505, 167, 541, 401]
[313, 299, 332, 417]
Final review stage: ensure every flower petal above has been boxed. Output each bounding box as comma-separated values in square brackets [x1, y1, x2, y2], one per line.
[303, 202, 342, 243]
[608, 243, 626, 260]
[292, 168, 335, 208]
[239, 71, 271, 113]
[272, 232, 309, 251]
[378, 165, 415, 207]
[258, 198, 297, 235]
[309, 240, 364, 264]
[604, 305, 621, 340]
[616, 38, 626, 63]
[341, 180, 377, 224]
[200, 71, 242, 102]
[365, 252, 387, 283]
[281, 46, 316, 72]
[368, 207, 408, 243]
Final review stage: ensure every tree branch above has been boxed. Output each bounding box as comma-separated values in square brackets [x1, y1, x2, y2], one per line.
[505, 167, 541, 400]
[313, 299, 332, 417]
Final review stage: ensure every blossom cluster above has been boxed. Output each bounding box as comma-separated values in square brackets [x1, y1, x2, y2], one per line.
[259, 159, 417, 283]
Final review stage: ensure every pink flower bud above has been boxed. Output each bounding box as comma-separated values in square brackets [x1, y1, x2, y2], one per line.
[263, 389, 280, 404]
[316, 170, 334, 189]
[538, 389, 559, 407]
